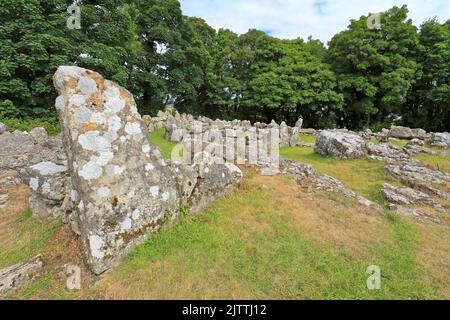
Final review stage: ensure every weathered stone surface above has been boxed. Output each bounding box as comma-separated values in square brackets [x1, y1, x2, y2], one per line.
[295, 118, 303, 129]
[385, 160, 450, 185]
[314, 131, 367, 159]
[27, 161, 69, 219]
[389, 126, 414, 139]
[429, 132, 450, 148]
[53, 66, 180, 274]
[0, 193, 9, 208]
[0, 130, 65, 176]
[0, 122, 6, 135]
[389, 126, 427, 140]
[188, 156, 243, 213]
[0, 255, 43, 297]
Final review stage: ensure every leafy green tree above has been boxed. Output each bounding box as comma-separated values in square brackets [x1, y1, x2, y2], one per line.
[405, 19, 450, 131]
[328, 5, 422, 130]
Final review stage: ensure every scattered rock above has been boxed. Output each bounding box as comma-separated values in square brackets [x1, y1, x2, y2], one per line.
[0, 255, 43, 297]
[429, 132, 450, 148]
[314, 131, 367, 159]
[0, 122, 7, 135]
[0, 193, 9, 208]
[389, 126, 426, 140]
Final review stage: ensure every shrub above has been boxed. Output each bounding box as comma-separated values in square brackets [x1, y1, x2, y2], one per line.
[2, 117, 60, 136]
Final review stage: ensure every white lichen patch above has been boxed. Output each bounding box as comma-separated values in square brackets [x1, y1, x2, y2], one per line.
[105, 98, 125, 114]
[161, 192, 170, 202]
[70, 189, 78, 201]
[142, 144, 151, 153]
[79, 200, 85, 213]
[103, 84, 120, 99]
[127, 191, 135, 199]
[119, 136, 127, 143]
[78, 131, 111, 152]
[120, 218, 132, 231]
[97, 187, 110, 198]
[79, 160, 103, 181]
[90, 112, 106, 124]
[29, 177, 39, 191]
[78, 77, 98, 96]
[125, 122, 142, 136]
[74, 105, 92, 123]
[89, 235, 105, 259]
[105, 165, 124, 176]
[149, 186, 159, 197]
[30, 162, 67, 176]
[69, 94, 86, 107]
[145, 163, 154, 171]
[42, 182, 52, 195]
[55, 96, 66, 110]
[92, 151, 114, 166]
[132, 209, 140, 220]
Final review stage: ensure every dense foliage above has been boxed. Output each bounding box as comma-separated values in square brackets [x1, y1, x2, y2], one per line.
[0, 1, 448, 130]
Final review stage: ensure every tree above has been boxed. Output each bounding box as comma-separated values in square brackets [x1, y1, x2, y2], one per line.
[328, 5, 422, 130]
[405, 19, 450, 131]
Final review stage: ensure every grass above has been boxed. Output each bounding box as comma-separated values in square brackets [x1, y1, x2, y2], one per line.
[93, 174, 448, 299]
[300, 134, 317, 144]
[414, 153, 450, 174]
[149, 128, 178, 159]
[280, 146, 397, 203]
[0, 209, 61, 269]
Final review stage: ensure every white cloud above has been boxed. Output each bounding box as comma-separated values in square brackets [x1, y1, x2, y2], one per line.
[180, 0, 450, 43]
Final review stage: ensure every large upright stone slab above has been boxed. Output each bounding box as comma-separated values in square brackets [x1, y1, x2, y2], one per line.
[53, 66, 179, 274]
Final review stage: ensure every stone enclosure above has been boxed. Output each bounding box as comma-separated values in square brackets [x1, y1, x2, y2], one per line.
[0, 66, 449, 277]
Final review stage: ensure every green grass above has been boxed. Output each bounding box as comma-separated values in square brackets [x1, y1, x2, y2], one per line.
[98, 175, 442, 299]
[0, 209, 61, 269]
[388, 139, 410, 148]
[414, 153, 450, 174]
[149, 128, 178, 159]
[280, 146, 396, 203]
[300, 134, 317, 144]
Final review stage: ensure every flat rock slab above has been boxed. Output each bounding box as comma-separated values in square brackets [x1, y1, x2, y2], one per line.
[0, 255, 43, 297]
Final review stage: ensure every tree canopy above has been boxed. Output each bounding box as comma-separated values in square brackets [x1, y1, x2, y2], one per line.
[0, 1, 448, 131]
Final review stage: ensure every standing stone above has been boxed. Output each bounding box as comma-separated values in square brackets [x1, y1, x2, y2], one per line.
[53, 66, 179, 274]
[295, 118, 303, 129]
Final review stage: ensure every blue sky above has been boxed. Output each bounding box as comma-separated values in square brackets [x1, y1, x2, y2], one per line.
[180, 0, 450, 43]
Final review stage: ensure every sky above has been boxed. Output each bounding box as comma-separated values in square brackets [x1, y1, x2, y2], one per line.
[180, 0, 450, 43]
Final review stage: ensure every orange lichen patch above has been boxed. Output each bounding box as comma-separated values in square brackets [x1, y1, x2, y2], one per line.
[83, 122, 98, 132]
[92, 97, 105, 107]
[66, 77, 77, 89]
[119, 88, 132, 101]
[85, 72, 105, 91]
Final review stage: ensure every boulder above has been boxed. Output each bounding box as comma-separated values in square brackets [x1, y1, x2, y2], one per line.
[389, 126, 414, 139]
[53, 66, 180, 274]
[27, 161, 69, 219]
[389, 126, 427, 140]
[295, 118, 303, 129]
[429, 132, 450, 148]
[314, 131, 367, 159]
